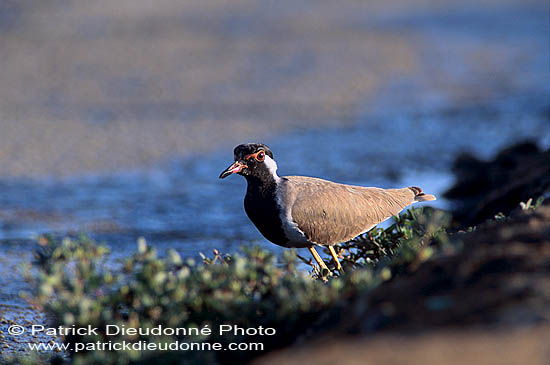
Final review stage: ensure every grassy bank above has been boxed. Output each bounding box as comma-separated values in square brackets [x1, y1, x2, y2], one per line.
[5, 206, 449, 364]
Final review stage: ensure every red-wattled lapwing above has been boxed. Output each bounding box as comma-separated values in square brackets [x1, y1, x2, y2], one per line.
[219, 143, 436, 272]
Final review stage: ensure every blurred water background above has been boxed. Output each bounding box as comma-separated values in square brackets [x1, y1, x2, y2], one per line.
[0, 0, 549, 311]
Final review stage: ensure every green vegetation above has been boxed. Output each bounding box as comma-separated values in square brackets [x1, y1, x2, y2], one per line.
[21, 207, 450, 364]
[314, 207, 451, 279]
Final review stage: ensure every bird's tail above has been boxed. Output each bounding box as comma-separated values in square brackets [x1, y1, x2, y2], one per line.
[409, 186, 436, 202]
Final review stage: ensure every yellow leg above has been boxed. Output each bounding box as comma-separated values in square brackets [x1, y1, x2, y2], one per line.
[308, 247, 329, 272]
[328, 246, 343, 272]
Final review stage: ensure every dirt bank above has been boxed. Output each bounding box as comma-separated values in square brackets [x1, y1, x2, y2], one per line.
[258, 182, 550, 364]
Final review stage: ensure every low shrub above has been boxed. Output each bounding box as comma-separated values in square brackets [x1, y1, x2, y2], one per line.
[26, 207, 449, 364]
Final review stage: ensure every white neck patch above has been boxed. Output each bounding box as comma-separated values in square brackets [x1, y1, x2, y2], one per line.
[264, 155, 281, 182]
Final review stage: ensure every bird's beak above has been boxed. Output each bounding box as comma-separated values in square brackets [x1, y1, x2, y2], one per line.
[219, 161, 248, 179]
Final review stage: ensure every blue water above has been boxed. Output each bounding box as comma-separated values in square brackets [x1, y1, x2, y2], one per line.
[0, 96, 548, 262]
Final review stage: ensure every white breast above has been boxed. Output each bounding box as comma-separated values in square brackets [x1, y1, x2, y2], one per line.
[275, 179, 312, 248]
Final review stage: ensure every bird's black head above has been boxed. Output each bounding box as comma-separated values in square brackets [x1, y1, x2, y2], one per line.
[219, 143, 278, 182]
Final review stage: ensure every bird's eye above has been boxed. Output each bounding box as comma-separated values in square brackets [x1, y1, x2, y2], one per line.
[256, 151, 265, 162]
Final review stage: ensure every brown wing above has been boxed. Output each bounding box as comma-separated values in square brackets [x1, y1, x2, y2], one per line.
[283, 176, 417, 245]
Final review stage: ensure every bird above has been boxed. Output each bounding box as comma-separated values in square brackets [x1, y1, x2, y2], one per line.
[219, 143, 436, 273]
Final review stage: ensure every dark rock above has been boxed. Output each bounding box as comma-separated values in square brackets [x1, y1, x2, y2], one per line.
[444, 141, 550, 227]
